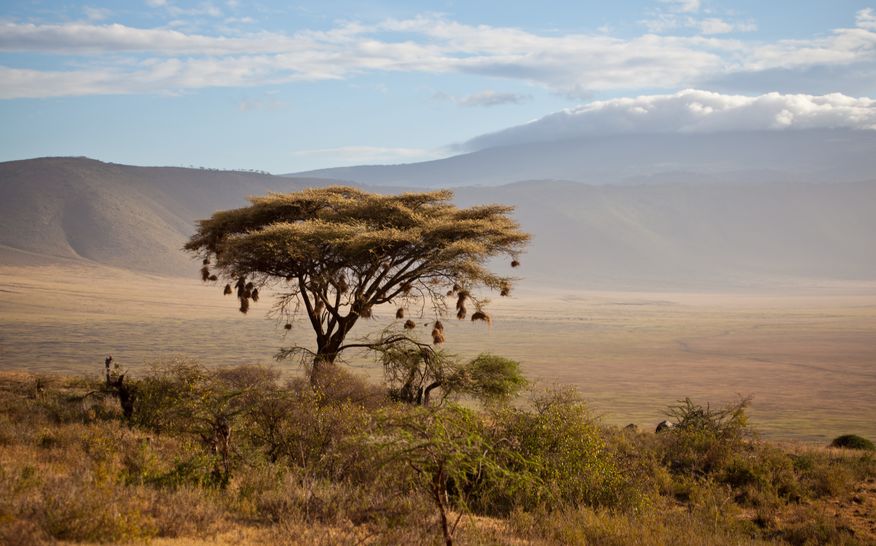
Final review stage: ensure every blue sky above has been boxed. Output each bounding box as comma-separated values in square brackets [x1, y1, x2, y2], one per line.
[1, 0, 875, 172]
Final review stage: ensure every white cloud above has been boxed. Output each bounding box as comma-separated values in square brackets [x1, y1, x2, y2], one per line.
[463, 90, 876, 150]
[642, 14, 756, 34]
[661, 0, 701, 13]
[857, 8, 876, 30]
[83, 7, 111, 21]
[145, 0, 167, 6]
[435, 90, 531, 107]
[224, 16, 255, 25]
[0, 13, 874, 99]
[292, 146, 440, 165]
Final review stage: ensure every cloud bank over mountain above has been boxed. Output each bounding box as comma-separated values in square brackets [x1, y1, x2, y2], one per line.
[463, 90, 876, 151]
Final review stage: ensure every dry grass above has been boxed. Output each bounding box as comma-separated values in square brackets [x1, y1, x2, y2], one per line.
[1, 369, 875, 545]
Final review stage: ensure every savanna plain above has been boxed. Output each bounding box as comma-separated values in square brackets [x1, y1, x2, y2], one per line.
[2, 259, 875, 545]
[2, 261, 874, 442]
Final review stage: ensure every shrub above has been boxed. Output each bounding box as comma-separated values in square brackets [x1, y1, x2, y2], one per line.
[830, 434, 875, 451]
[721, 444, 802, 504]
[481, 388, 641, 514]
[659, 397, 752, 477]
[31, 476, 156, 542]
[781, 505, 862, 546]
[464, 353, 527, 403]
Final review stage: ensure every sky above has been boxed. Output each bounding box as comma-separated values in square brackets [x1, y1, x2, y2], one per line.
[1, 0, 875, 172]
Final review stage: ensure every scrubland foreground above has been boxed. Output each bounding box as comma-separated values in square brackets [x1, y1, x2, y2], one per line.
[0, 364, 874, 545]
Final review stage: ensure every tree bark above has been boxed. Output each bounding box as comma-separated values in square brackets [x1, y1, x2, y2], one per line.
[431, 467, 453, 546]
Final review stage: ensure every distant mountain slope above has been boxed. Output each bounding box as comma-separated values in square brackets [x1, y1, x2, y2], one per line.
[2, 156, 875, 288]
[454, 180, 876, 288]
[0, 157, 323, 275]
[290, 129, 876, 187]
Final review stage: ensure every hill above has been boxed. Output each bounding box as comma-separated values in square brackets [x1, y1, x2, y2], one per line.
[290, 129, 876, 188]
[453, 179, 876, 288]
[1, 156, 875, 287]
[0, 157, 327, 275]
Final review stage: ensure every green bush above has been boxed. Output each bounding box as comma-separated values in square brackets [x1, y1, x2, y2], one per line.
[830, 434, 875, 451]
[482, 388, 641, 513]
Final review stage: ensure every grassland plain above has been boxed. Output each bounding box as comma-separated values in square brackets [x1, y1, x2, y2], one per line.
[1, 261, 875, 443]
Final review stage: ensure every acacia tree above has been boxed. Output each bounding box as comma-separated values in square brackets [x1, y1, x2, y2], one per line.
[185, 186, 529, 378]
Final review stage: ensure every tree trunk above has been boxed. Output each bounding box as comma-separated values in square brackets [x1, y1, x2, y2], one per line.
[311, 339, 341, 386]
[310, 315, 358, 385]
[431, 468, 453, 546]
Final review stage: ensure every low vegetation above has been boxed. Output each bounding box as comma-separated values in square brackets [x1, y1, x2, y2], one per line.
[831, 434, 876, 452]
[0, 361, 874, 545]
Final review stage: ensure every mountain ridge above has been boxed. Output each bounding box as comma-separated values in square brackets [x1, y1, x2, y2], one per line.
[2, 155, 875, 289]
[288, 129, 876, 188]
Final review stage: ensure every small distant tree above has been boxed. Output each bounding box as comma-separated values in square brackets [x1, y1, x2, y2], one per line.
[370, 335, 526, 406]
[185, 186, 529, 380]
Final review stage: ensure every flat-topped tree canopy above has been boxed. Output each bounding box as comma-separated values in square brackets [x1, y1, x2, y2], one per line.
[185, 186, 530, 374]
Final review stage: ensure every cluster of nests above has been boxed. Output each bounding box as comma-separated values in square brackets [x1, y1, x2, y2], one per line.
[398, 317, 446, 344]
[228, 277, 258, 314]
[199, 259, 259, 314]
[394, 284, 493, 345]
[201, 257, 521, 337]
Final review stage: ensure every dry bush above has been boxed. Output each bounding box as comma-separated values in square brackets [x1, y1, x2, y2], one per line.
[307, 364, 388, 410]
[144, 486, 226, 538]
[657, 397, 752, 478]
[721, 444, 803, 505]
[25, 475, 156, 542]
[780, 505, 863, 546]
[242, 383, 377, 482]
[508, 502, 772, 546]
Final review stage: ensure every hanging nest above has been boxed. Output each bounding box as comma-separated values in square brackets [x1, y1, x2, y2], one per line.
[452, 283, 461, 293]
[200, 266, 210, 282]
[285, 275, 294, 282]
[455, 290, 468, 319]
[404, 319, 416, 330]
[511, 259, 520, 268]
[471, 310, 492, 325]
[284, 323, 292, 330]
[208, 274, 218, 282]
[202, 258, 210, 266]
[239, 297, 249, 314]
[500, 282, 510, 297]
[251, 288, 259, 302]
[235, 277, 246, 297]
[401, 282, 412, 295]
[245, 282, 254, 291]
[223, 284, 232, 295]
[433, 320, 444, 332]
[396, 308, 405, 319]
[446, 290, 454, 297]
[431, 328, 445, 344]
[337, 277, 349, 293]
